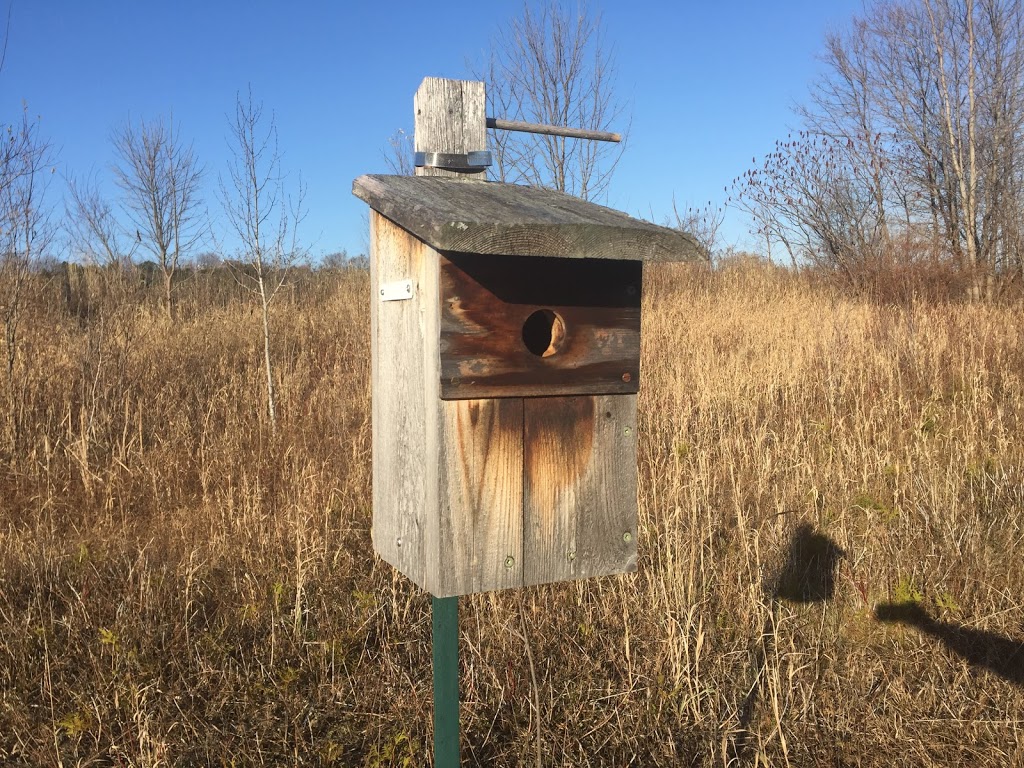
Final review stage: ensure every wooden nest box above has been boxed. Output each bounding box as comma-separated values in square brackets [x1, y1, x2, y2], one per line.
[353, 174, 699, 597]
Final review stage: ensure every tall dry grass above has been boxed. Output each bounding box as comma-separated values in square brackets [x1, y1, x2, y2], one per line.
[0, 261, 1022, 766]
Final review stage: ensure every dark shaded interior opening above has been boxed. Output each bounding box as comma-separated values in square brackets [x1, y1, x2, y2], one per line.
[522, 309, 565, 357]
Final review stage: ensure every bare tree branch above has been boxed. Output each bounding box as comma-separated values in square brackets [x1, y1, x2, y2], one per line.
[383, 128, 414, 176]
[65, 172, 137, 268]
[474, 1, 628, 201]
[112, 115, 204, 318]
[734, 0, 1024, 296]
[670, 196, 722, 262]
[220, 87, 307, 435]
[0, 105, 54, 450]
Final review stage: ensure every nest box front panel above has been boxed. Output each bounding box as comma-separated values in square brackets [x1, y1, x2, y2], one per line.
[521, 394, 638, 586]
[434, 392, 638, 596]
[439, 253, 642, 400]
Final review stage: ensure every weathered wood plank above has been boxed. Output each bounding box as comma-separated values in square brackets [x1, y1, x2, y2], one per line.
[439, 253, 641, 399]
[436, 398, 524, 596]
[414, 78, 487, 181]
[370, 211, 441, 593]
[522, 395, 638, 586]
[352, 174, 703, 262]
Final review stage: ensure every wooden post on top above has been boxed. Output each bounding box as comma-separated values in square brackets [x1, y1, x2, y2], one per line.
[414, 78, 487, 180]
[414, 76, 484, 768]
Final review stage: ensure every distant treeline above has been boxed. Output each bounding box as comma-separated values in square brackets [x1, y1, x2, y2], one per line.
[39, 256, 368, 324]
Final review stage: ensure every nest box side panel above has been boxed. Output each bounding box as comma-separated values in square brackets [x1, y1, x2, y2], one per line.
[522, 394, 638, 586]
[439, 253, 642, 400]
[435, 398, 525, 596]
[370, 211, 441, 593]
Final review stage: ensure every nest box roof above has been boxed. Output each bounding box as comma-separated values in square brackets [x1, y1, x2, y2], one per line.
[352, 175, 703, 262]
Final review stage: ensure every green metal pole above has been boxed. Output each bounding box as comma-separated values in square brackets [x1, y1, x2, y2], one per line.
[432, 595, 460, 767]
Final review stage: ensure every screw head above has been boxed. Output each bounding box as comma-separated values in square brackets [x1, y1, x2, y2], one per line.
[626, 285, 637, 296]
[396, 537, 403, 547]
[622, 372, 632, 383]
[622, 531, 633, 543]
[504, 556, 515, 569]
[623, 426, 632, 437]
[567, 551, 576, 562]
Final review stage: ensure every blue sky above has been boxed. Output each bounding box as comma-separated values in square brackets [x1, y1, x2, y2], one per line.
[3, 0, 863, 260]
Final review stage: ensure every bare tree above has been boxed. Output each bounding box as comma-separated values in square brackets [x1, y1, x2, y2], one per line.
[0, 106, 54, 450]
[383, 128, 415, 175]
[66, 173, 137, 268]
[476, 0, 628, 201]
[733, 130, 892, 286]
[802, 18, 897, 241]
[112, 115, 204, 318]
[860, 0, 1024, 295]
[220, 89, 306, 436]
[734, 0, 1024, 296]
[669, 197, 722, 262]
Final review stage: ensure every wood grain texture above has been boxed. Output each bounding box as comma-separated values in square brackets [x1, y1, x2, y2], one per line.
[370, 211, 441, 593]
[352, 174, 702, 262]
[414, 78, 487, 180]
[367, 79, 643, 596]
[439, 253, 641, 399]
[436, 398, 524, 596]
[522, 395, 638, 586]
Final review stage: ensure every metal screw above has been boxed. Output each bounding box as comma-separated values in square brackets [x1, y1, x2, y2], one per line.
[380, 288, 385, 296]
[621, 372, 632, 383]
[623, 426, 632, 437]
[504, 556, 515, 569]
[626, 285, 637, 296]
[567, 551, 576, 562]
[396, 537, 403, 547]
[622, 531, 633, 543]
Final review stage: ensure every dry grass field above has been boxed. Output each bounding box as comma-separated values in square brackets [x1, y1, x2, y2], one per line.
[1, 261, 1022, 766]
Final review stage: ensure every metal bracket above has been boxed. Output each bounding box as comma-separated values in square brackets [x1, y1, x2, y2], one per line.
[414, 151, 492, 171]
[380, 279, 414, 302]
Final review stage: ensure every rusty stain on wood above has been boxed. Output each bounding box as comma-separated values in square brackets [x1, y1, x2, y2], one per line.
[523, 394, 637, 586]
[524, 397, 595, 540]
[439, 253, 641, 399]
[438, 398, 524, 595]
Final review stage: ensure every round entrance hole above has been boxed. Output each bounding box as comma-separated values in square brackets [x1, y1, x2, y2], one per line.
[522, 309, 566, 358]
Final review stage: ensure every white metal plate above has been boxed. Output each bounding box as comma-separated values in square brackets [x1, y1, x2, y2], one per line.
[380, 279, 414, 302]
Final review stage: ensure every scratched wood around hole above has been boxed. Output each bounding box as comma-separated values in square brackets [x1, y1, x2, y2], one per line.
[523, 394, 638, 586]
[370, 211, 441, 592]
[439, 254, 641, 399]
[435, 398, 524, 596]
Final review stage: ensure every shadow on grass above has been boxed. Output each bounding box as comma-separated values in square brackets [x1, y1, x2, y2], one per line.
[772, 522, 846, 604]
[875, 601, 1024, 687]
[730, 523, 845, 762]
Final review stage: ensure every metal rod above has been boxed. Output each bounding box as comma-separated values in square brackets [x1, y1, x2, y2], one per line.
[432, 596, 460, 767]
[486, 117, 621, 143]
